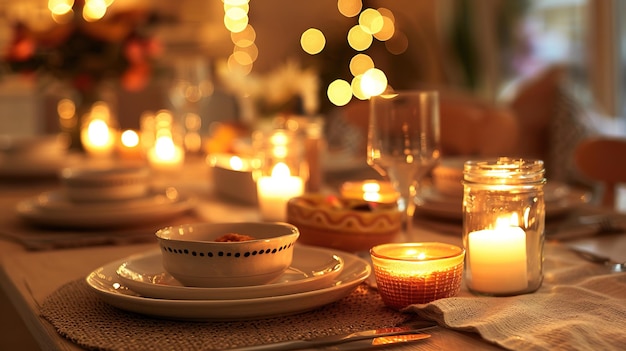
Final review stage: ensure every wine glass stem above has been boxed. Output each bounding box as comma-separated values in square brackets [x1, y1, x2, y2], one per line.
[398, 184, 417, 236]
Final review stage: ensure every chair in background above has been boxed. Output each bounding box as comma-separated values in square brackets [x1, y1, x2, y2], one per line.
[574, 137, 626, 208]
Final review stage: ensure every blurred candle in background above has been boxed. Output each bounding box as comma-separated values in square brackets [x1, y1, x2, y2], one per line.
[81, 102, 116, 157]
[117, 129, 144, 160]
[257, 162, 304, 221]
[145, 110, 185, 171]
[340, 180, 399, 203]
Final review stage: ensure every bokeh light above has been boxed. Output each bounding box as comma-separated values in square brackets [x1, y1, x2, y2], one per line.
[385, 30, 409, 55]
[301, 28, 326, 55]
[349, 54, 374, 76]
[120, 130, 140, 148]
[361, 68, 388, 97]
[82, 0, 107, 22]
[374, 8, 395, 41]
[358, 8, 383, 35]
[224, 7, 248, 33]
[231, 24, 256, 47]
[351, 75, 368, 100]
[327, 79, 353, 106]
[347, 25, 372, 51]
[337, 0, 362, 18]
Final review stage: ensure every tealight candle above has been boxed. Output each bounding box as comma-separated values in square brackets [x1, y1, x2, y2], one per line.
[81, 118, 116, 157]
[257, 162, 304, 221]
[370, 242, 465, 310]
[117, 129, 144, 160]
[340, 180, 399, 203]
[147, 135, 185, 171]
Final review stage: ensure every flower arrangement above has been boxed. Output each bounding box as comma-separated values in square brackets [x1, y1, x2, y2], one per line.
[217, 60, 320, 121]
[2, 1, 163, 95]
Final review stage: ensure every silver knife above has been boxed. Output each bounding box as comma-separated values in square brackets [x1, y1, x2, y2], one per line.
[313, 333, 432, 351]
[227, 322, 437, 351]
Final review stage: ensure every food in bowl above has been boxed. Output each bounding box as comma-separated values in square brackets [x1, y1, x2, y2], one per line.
[286, 194, 402, 252]
[214, 233, 256, 242]
[155, 222, 300, 288]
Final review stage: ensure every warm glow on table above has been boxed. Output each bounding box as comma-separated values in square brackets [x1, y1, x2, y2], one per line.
[468, 215, 529, 294]
[340, 180, 399, 203]
[370, 242, 464, 310]
[257, 162, 304, 221]
[147, 135, 184, 171]
[81, 119, 115, 157]
[118, 129, 143, 159]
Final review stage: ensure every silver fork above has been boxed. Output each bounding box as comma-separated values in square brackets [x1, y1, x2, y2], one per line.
[570, 248, 626, 273]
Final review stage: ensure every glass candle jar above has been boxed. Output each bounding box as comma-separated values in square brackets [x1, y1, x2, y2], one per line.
[462, 157, 546, 296]
[252, 128, 306, 221]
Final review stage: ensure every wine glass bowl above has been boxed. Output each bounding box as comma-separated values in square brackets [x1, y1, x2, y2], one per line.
[367, 90, 441, 234]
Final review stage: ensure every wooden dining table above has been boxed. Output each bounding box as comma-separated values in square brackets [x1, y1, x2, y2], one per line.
[0, 155, 623, 351]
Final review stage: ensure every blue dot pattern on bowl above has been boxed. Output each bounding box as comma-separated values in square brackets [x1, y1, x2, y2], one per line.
[159, 241, 297, 258]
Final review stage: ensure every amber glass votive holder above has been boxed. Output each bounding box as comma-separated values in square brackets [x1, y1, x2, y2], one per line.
[370, 242, 465, 310]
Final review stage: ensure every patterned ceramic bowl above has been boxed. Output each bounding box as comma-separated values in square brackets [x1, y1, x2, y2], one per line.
[155, 222, 300, 288]
[60, 165, 151, 202]
[286, 194, 402, 252]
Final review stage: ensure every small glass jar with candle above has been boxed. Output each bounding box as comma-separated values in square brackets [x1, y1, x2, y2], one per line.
[252, 128, 306, 222]
[462, 157, 546, 296]
[143, 110, 185, 172]
[80, 101, 118, 157]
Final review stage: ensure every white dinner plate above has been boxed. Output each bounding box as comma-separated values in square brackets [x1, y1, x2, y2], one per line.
[115, 246, 344, 300]
[86, 245, 370, 321]
[416, 181, 591, 220]
[16, 187, 195, 229]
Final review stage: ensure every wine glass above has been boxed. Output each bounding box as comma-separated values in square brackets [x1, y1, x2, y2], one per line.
[367, 90, 441, 236]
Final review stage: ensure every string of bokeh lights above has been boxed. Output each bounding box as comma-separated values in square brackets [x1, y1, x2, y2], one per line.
[47, 0, 115, 23]
[223, 0, 407, 108]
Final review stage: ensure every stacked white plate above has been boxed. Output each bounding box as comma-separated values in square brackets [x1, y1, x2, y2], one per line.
[16, 187, 195, 229]
[86, 245, 371, 321]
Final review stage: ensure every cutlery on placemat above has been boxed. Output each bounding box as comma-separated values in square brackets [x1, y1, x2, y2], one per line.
[311, 333, 432, 350]
[226, 322, 436, 351]
[547, 215, 625, 241]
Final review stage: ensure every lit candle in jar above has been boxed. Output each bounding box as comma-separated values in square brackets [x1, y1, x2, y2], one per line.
[467, 214, 528, 294]
[117, 129, 143, 160]
[370, 242, 465, 310]
[81, 118, 116, 157]
[257, 162, 304, 221]
[81, 102, 116, 157]
[340, 180, 399, 203]
[147, 135, 184, 171]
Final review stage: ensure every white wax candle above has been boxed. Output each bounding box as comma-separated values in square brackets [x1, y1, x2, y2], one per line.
[82, 119, 115, 157]
[147, 136, 184, 171]
[257, 163, 304, 221]
[468, 226, 528, 294]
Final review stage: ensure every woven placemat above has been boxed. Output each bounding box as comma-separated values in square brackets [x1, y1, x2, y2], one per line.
[41, 279, 412, 351]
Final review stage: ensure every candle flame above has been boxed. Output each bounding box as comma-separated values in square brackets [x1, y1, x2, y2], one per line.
[271, 162, 291, 178]
[154, 136, 177, 160]
[120, 130, 139, 148]
[229, 155, 244, 171]
[86, 119, 111, 147]
[362, 181, 381, 193]
[495, 213, 521, 228]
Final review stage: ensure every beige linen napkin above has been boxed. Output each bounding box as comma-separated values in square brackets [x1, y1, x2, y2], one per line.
[404, 242, 626, 351]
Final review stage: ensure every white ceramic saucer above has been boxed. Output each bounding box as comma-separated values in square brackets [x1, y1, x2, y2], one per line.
[115, 245, 344, 300]
[86, 245, 371, 321]
[16, 187, 195, 229]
